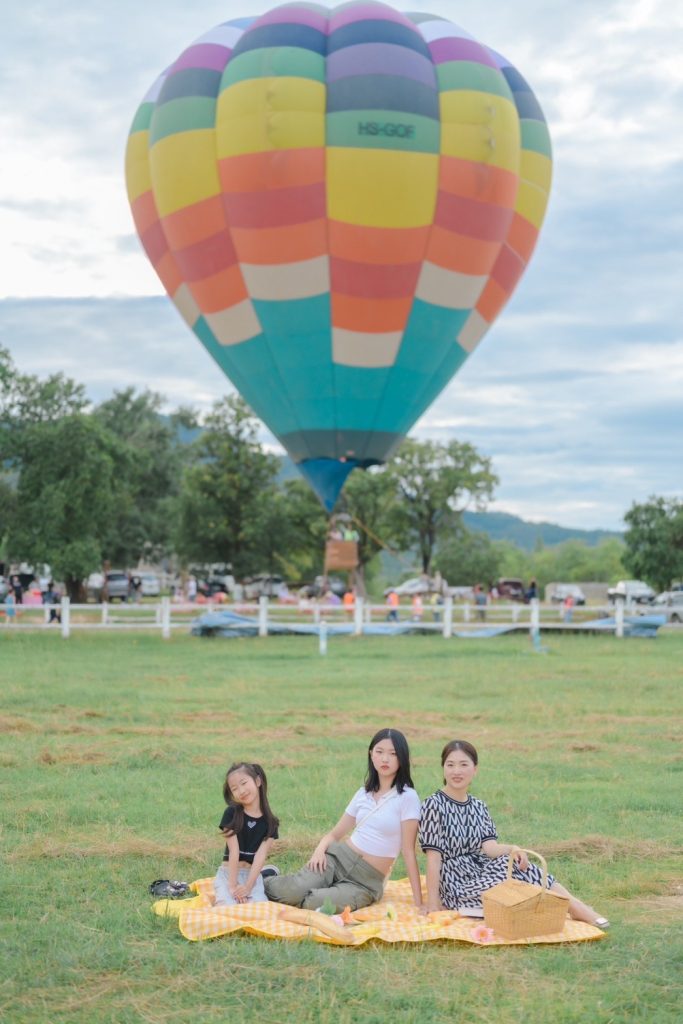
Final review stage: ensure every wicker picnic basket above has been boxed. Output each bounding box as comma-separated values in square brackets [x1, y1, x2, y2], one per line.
[482, 848, 570, 939]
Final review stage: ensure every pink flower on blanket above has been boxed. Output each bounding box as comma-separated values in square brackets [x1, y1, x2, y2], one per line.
[471, 924, 496, 944]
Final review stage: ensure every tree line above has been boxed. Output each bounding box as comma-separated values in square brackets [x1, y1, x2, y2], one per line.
[1, 346, 680, 599]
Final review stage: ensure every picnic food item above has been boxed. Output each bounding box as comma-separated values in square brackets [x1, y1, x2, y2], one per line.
[482, 848, 569, 939]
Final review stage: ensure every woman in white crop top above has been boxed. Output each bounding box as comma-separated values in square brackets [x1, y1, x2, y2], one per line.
[265, 728, 423, 912]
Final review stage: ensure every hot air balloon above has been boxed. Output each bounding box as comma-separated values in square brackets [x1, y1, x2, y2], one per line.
[125, 1, 552, 512]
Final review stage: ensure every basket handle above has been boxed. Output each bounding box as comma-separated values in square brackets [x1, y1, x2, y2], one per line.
[507, 847, 548, 891]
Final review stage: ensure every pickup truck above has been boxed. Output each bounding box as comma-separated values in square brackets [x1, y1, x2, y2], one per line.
[606, 580, 655, 604]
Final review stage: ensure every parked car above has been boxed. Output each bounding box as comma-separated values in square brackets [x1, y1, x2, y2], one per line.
[607, 580, 655, 604]
[139, 573, 161, 597]
[650, 591, 683, 623]
[105, 571, 130, 602]
[300, 575, 347, 599]
[550, 584, 586, 606]
[495, 578, 525, 601]
[242, 574, 287, 600]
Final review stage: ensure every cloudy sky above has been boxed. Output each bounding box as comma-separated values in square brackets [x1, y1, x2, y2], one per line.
[1, 0, 681, 530]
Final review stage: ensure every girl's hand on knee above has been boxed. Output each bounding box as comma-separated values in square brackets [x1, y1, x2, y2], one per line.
[233, 883, 250, 901]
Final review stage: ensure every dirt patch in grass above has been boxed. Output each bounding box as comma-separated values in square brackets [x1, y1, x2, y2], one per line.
[0, 715, 39, 732]
[7, 831, 214, 862]
[542, 835, 677, 861]
[37, 747, 113, 766]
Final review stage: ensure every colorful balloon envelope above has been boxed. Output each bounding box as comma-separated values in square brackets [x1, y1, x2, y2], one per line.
[125, 1, 552, 510]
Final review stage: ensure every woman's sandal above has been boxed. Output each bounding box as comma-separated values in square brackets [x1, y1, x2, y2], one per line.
[593, 916, 610, 930]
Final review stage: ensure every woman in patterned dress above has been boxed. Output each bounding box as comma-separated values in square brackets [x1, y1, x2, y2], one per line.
[419, 740, 609, 928]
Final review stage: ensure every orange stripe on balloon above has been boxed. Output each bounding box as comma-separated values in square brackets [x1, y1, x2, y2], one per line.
[439, 156, 518, 208]
[155, 251, 183, 297]
[506, 212, 539, 263]
[189, 264, 247, 314]
[231, 219, 327, 264]
[328, 221, 430, 265]
[162, 195, 227, 251]
[131, 191, 159, 237]
[425, 226, 500, 276]
[475, 278, 509, 322]
[219, 148, 325, 193]
[332, 294, 413, 333]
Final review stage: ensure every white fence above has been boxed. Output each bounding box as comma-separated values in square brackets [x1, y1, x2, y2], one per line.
[0, 596, 636, 640]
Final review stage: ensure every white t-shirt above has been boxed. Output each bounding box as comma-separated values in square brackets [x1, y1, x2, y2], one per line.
[345, 786, 421, 858]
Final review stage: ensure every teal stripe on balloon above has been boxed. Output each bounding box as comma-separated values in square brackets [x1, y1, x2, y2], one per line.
[130, 103, 155, 134]
[149, 97, 217, 144]
[436, 61, 514, 100]
[221, 46, 326, 86]
[252, 294, 331, 338]
[194, 319, 300, 436]
[521, 119, 552, 157]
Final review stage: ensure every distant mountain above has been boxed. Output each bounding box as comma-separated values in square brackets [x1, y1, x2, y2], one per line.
[462, 511, 623, 550]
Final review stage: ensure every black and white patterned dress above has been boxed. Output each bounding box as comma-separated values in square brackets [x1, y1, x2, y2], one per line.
[419, 790, 554, 914]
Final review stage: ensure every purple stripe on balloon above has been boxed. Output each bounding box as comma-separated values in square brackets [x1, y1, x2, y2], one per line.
[485, 47, 512, 70]
[429, 38, 498, 68]
[255, 4, 329, 33]
[172, 44, 232, 74]
[329, 2, 419, 34]
[327, 42, 437, 87]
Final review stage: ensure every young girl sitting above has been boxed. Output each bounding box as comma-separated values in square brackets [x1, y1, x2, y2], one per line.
[265, 728, 423, 912]
[419, 740, 609, 928]
[214, 762, 280, 906]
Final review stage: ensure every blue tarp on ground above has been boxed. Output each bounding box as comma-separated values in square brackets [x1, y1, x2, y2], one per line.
[191, 610, 666, 639]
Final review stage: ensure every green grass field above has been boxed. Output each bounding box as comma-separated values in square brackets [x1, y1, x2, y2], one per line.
[2, 630, 681, 1024]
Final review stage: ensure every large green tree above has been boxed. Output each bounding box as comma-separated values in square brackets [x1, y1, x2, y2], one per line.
[386, 439, 498, 574]
[434, 528, 502, 587]
[6, 415, 126, 599]
[623, 496, 683, 592]
[94, 388, 186, 566]
[175, 395, 279, 577]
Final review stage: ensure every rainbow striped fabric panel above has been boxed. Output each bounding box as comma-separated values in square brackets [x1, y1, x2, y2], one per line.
[125, 2, 552, 510]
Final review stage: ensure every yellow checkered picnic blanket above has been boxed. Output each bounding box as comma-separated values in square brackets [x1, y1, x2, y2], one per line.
[152, 877, 606, 946]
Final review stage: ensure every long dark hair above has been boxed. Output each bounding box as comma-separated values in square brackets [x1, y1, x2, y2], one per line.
[440, 740, 479, 782]
[364, 728, 414, 794]
[222, 762, 279, 838]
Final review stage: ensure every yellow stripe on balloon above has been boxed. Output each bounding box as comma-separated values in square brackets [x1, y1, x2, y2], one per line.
[216, 78, 325, 157]
[327, 148, 438, 228]
[149, 130, 221, 218]
[125, 132, 153, 203]
[520, 150, 552, 194]
[440, 91, 520, 172]
[515, 179, 549, 228]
